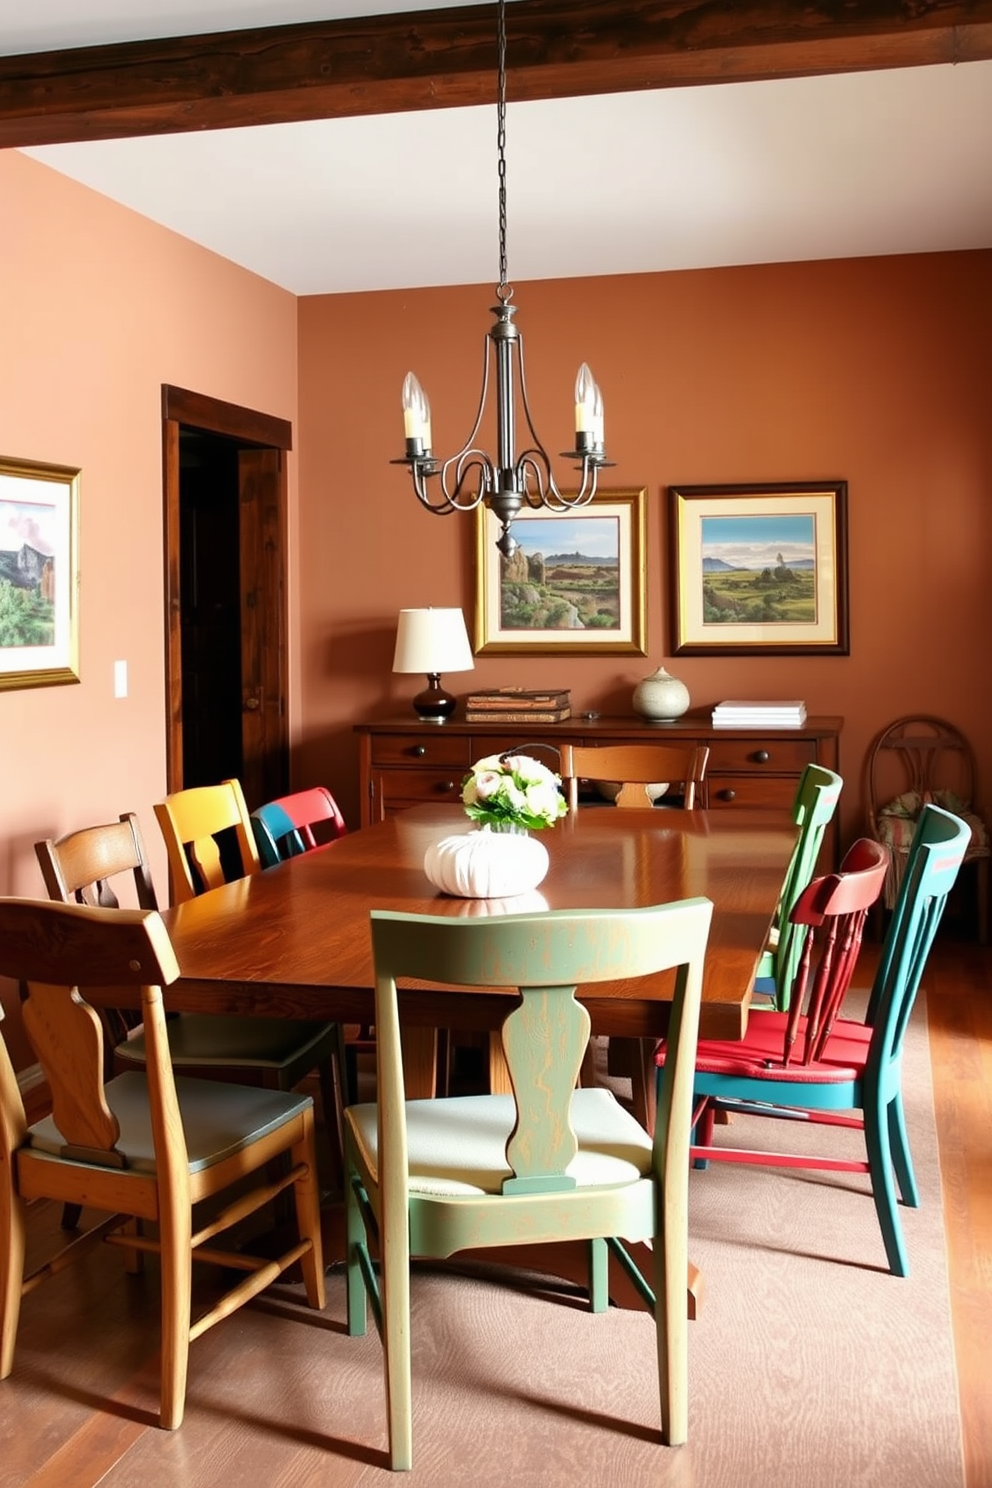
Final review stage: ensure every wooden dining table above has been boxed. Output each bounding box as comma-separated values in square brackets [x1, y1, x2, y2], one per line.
[151, 801, 797, 1316]
[157, 801, 797, 1067]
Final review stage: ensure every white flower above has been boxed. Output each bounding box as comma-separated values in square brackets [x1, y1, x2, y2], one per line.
[461, 753, 568, 831]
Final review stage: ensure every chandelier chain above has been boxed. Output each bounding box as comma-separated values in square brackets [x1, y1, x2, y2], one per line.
[496, 0, 510, 303]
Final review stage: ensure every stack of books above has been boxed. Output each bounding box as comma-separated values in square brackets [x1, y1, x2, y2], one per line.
[711, 699, 807, 728]
[465, 687, 571, 724]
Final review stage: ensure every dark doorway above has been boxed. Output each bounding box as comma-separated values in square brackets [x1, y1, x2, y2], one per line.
[162, 385, 292, 810]
[178, 429, 244, 787]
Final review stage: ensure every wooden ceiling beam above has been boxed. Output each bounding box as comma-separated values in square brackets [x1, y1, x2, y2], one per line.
[3, 0, 992, 148]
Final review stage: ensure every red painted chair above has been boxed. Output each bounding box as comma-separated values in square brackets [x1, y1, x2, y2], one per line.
[250, 786, 348, 867]
[657, 805, 970, 1275]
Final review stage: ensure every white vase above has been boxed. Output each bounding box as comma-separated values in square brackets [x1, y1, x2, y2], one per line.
[632, 665, 690, 722]
[423, 826, 550, 899]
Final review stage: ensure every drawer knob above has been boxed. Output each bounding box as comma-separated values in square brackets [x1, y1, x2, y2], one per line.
[437, 780, 456, 794]
[752, 750, 770, 764]
[411, 745, 427, 757]
[717, 788, 737, 802]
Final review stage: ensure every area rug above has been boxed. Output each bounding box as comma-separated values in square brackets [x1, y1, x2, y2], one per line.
[7, 995, 962, 1488]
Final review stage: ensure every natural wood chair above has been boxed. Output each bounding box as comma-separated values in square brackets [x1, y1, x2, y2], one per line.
[250, 785, 348, 867]
[558, 741, 709, 1129]
[867, 715, 988, 943]
[36, 811, 349, 1198]
[345, 899, 712, 1470]
[663, 806, 970, 1276]
[559, 742, 710, 812]
[0, 898, 325, 1429]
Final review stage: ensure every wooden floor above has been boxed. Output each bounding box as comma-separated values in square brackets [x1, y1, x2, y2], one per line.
[6, 937, 991, 1485]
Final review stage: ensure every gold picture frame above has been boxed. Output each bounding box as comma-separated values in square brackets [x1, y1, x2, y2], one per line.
[0, 455, 80, 690]
[668, 481, 849, 656]
[474, 487, 647, 656]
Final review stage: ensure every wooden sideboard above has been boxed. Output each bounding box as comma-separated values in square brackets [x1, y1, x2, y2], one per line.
[355, 711, 843, 864]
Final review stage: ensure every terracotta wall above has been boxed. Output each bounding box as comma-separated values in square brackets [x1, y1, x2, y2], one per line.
[296, 252, 992, 841]
[0, 150, 300, 1064]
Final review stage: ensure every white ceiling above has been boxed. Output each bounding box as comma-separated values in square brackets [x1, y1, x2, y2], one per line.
[7, 2, 992, 296]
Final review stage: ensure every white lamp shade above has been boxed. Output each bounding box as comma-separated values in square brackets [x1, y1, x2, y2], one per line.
[392, 608, 475, 675]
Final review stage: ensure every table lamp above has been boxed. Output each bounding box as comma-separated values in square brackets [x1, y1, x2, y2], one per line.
[392, 607, 474, 721]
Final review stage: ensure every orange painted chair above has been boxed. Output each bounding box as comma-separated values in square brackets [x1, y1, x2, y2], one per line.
[658, 805, 970, 1276]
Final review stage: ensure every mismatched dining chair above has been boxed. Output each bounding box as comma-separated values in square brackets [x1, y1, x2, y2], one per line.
[154, 777, 261, 901]
[35, 811, 349, 1202]
[558, 741, 710, 812]
[751, 762, 844, 1011]
[660, 806, 969, 1276]
[345, 898, 713, 1470]
[558, 740, 710, 1130]
[250, 785, 348, 868]
[0, 897, 325, 1428]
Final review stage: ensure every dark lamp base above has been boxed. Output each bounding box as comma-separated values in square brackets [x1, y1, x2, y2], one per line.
[412, 673, 456, 722]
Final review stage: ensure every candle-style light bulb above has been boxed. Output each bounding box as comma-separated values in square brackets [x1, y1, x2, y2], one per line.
[574, 362, 596, 437]
[402, 371, 432, 450]
[591, 377, 605, 448]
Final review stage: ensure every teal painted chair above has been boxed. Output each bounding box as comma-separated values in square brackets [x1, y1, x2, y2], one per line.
[0, 897, 325, 1429]
[345, 899, 713, 1470]
[660, 804, 969, 1277]
[250, 785, 348, 868]
[751, 762, 843, 1011]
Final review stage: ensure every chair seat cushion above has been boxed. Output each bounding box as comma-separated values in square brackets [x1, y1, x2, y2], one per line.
[115, 1014, 335, 1071]
[346, 1087, 653, 1196]
[657, 1012, 872, 1084]
[26, 1071, 313, 1175]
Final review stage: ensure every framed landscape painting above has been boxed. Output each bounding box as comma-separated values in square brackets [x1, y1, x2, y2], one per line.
[474, 487, 647, 655]
[0, 456, 80, 690]
[667, 481, 849, 656]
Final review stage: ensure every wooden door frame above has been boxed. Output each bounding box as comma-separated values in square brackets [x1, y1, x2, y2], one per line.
[161, 384, 293, 794]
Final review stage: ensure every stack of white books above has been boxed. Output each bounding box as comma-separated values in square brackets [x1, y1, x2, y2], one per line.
[711, 699, 807, 728]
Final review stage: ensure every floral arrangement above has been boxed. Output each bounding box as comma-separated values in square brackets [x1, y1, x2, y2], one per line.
[461, 752, 568, 832]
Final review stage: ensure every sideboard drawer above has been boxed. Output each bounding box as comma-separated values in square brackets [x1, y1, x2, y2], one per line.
[707, 737, 816, 773]
[708, 775, 802, 810]
[375, 768, 465, 804]
[371, 734, 472, 768]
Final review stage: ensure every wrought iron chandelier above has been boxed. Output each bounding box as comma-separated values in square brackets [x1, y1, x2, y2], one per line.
[394, 0, 612, 558]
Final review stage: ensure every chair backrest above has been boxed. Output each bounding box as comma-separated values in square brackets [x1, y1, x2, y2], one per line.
[781, 837, 890, 1064]
[765, 763, 844, 1006]
[154, 778, 259, 903]
[35, 813, 159, 912]
[559, 742, 710, 811]
[34, 813, 160, 1046]
[369, 899, 712, 1195]
[864, 802, 970, 1074]
[867, 715, 978, 833]
[250, 786, 347, 868]
[0, 899, 181, 1171]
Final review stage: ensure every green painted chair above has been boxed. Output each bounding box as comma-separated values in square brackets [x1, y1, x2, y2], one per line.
[345, 899, 713, 1471]
[669, 804, 969, 1276]
[752, 762, 843, 1011]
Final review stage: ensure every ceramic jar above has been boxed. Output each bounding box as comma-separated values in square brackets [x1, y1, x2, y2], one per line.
[632, 665, 690, 722]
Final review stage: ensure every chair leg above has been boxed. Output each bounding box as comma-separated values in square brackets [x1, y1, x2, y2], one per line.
[157, 1197, 193, 1430]
[0, 1181, 26, 1379]
[588, 1237, 609, 1313]
[382, 1205, 414, 1471]
[344, 1148, 368, 1338]
[651, 1199, 689, 1446]
[316, 1037, 347, 1193]
[863, 1088, 909, 1278]
[60, 1202, 83, 1230]
[886, 1092, 919, 1208]
[291, 1111, 327, 1311]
